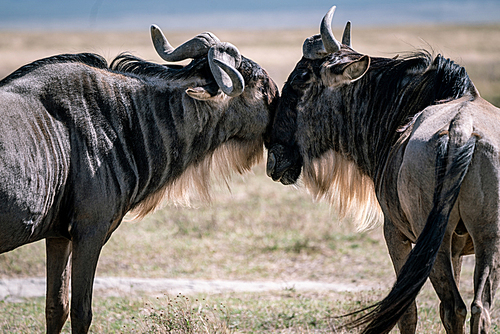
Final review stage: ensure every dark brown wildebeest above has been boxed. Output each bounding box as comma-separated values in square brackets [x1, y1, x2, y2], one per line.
[0, 26, 278, 333]
[266, 6, 500, 334]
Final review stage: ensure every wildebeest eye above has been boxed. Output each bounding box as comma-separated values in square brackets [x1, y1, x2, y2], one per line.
[292, 70, 311, 88]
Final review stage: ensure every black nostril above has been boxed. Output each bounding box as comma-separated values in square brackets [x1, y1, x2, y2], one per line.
[266, 152, 276, 177]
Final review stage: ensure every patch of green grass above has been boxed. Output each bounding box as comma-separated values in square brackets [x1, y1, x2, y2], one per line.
[2, 283, 500, 333]
[0, 290, 382, 333]
[0, 296, 141, 333]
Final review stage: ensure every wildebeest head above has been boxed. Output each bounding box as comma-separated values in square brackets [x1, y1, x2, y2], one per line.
[150, 25, 279, 145]
[123, 26, 280, 214]
[266, 6, 381, 227]
[267, 6, 369, 185]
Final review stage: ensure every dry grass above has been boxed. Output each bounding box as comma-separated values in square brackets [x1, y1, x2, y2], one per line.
[0, 25, 499, 333]
[2, 285, 496, 333]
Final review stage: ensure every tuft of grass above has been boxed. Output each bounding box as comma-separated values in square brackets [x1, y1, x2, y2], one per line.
[138, 293, 233, 334]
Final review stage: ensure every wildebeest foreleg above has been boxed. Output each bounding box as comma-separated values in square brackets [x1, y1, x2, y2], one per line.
[70, 223, 108, 333]
[45, 237, 72, 334]
[383, 217, 417, 334]
[428, 225, 467, 334]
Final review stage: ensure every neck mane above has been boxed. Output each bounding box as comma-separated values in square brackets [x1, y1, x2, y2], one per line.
[347, 52, 476, 177]
[302, 52, 476, 230]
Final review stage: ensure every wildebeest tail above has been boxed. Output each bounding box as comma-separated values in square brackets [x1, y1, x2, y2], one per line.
[347, 134, 476, 334]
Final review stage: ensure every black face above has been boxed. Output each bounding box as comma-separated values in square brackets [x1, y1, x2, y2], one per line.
[239, 57, 280, 147]
[266, 44, 371, 186]
[266, 58, 315, 185]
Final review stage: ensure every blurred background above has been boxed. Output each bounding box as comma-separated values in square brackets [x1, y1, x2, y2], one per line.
[1, 0, 499, 104]
[0, 0, 499, 30]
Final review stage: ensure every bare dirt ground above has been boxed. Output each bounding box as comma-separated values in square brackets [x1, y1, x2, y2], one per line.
[0, 277, 378, 303]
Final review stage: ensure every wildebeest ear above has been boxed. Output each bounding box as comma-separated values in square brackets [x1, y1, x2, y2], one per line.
[186, 87, 217, 101]
[185, 83, 220, 101]
[343, 55, 370, 82]
[322, 55, 370, 86]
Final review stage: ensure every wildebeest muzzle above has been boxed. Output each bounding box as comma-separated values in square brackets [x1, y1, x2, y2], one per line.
[266, 144, 303, 185]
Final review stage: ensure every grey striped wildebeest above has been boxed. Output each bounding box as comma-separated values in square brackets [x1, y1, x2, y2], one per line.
[266, 5, 500, 334]
[0, 26, 278, 333]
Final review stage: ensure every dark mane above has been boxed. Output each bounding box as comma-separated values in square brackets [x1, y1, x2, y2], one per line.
[0, 52, 208, 87]
[0, 53, 108, 86]
[379, 51, 473, 139]
[110, 53, 208, 80]
[368, 51, 475, 115]
[336, 51, 476, 178]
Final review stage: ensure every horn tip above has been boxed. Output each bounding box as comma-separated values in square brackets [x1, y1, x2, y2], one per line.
[320, 5, 341, 53]
[150, 24, 164, 40]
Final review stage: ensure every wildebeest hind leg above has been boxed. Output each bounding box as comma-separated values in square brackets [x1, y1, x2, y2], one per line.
[428, 225, 467, 334]
[470, 239, 500, 334]
[383, 217, 417, 334]
[45, 237, 71, 334]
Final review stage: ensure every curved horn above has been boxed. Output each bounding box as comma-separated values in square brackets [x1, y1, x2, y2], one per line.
[151, 24, 220, 62]
[342, 21, 351, 47]
[320, 6, 341, 53]
[211, 59, 245, 97]
[208, 43, 244, 97]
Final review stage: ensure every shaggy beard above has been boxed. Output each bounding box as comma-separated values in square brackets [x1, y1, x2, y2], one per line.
[302, 150, 383, 231]
[131, 138, 264, 219]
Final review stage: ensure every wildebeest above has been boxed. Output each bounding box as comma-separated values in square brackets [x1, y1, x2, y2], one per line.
[0, 26, 278, 333]
[266, 6, 500, 334]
